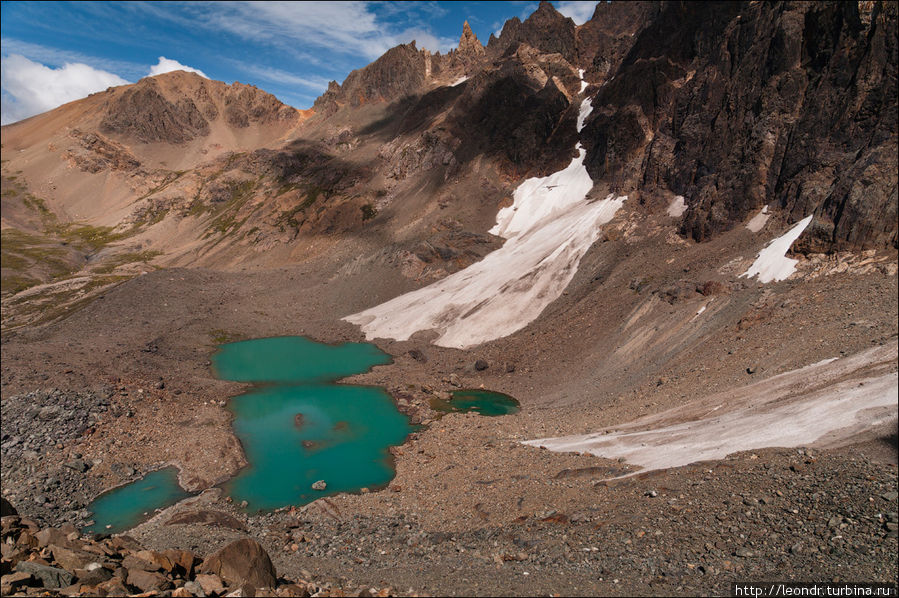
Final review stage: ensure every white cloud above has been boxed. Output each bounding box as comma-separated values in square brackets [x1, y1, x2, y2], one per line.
[556, 1, 599, 25]
[229, 61, 332, 91]
[390, 28, 457, 54]
[1, 54, 129, 125]
[181, 1, 452, 60]
[148, 56, 208, 78]
[0, 37, 145, 78]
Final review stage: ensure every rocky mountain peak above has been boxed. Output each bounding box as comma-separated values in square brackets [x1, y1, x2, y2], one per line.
[487, 1, 576, 63]
[96, 71, 298, 144]
[313, 42, 429, 114]
[458, 20, 484, 56]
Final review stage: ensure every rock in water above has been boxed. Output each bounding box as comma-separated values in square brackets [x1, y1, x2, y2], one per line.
[311, 480, 327, 491]
[199, 538, 277, 590]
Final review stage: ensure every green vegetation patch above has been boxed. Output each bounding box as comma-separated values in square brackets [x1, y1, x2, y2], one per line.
[51, 223, 129, 251]
[1, 274, 40, 295]
[279, 186, 326, 229]
[1, 229, 74, 277]
[210, 329, 244, 344]
[206, 178, 258, 237]
[91, 250, 162, 274]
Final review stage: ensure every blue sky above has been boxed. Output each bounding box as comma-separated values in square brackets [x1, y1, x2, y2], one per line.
[0, 1, 599, 125]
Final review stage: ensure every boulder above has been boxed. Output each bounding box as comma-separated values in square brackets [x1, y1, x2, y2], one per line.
[163, 548, 197, 577]
[72, 566, 113, 586]
[195, 573, 225, 595]
[199, 539, 277, 590]
[126, 568, 172, 593]
[105, 534, 143, 553]
[1, 571, 33, 595]
[96, 577, 131, 596]
[50, 544, 100, 571]
[183, 580, 207, 596]
[15, 561, 74, 588]
[35, 527, 74, 549]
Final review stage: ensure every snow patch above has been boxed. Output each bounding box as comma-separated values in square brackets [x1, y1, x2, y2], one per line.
[343, 91, 618, 349]
[524, 343, 898, 476]
[345, 193, 625, 348]
[741, 215, 812, 283]
[578, 69, 588, 93]
[491, 145, 594, 239]
[666, 195, 686, 218]
[746, 205, 769, 233]
[576, 99, 593, 133]
[450, 76, 469, 87]
[695, 305, 706, 316]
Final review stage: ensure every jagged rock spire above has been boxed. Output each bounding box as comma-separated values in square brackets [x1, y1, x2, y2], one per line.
[458, 20, 485, 56]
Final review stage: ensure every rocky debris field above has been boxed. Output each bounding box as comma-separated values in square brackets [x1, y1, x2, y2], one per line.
[120, 445, 898, 597]
[0, 498, 398, 597]
[0, 389, 113, 529]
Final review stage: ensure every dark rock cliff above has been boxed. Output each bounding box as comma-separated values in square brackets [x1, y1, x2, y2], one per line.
[581, 0, 897, 252]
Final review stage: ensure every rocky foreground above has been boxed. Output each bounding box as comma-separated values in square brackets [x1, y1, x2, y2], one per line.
[0, 498, 396, 597]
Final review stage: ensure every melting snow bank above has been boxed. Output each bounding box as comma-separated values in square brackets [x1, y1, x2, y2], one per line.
[523, 341, 898, 476]
[491, 144, 594, 238]
[746, 204, 769, 232]
[576, 98, 593, 133]
[345, 192, 625, 348]
[666, 195, 686, 217]
[345, 84, 621, 348]
[741, 215, 812, 283]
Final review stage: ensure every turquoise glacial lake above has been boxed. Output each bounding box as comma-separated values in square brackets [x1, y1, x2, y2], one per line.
[84, 467, 189, 534]
[430, 389, 520, 416]
[86, 336, 412, 531]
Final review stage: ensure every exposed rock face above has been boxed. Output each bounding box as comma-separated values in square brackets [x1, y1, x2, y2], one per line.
[577, 1, 661, 81]
[314, 43, 428, 113]
[581, 1, 898, 252]
[100, 78, 210, 143]
[446, 50, 577, 174]
[221, 82, 299, 128]
[99, 73, 299, 143]
[458, 21, 486, 61]
[487, 1, 577, 64]
[64, 129, 141, 172]
[445, 20, 487, 73]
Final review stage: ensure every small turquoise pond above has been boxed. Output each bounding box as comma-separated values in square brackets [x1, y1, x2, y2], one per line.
[84, 467, 189, 534]
[85, 336, 412, 531]
[430, 389, 520, 416]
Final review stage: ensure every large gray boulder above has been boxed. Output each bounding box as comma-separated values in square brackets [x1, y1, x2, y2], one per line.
[199, 538, 277, 590]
